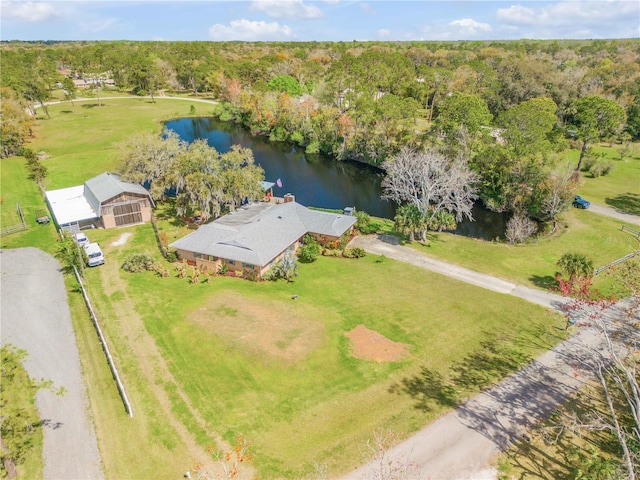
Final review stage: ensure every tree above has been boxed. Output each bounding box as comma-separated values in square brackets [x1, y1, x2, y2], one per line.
[55, 231, 85, 276]
[570, 96, 626, 171]
[273, 254, 298, 283]
[267, 75, 303, 96]
[556, 252, 594, 283]
[61, 77, 77, 108]
[382, 147, 479, 242]
[557, 265, 640, 480]
[1, 345, 57, 478]
[394, 204, 423, 242]
[541, 162, 580, 220]
[505, 213, 537, 244]
[499, 97, 558, 158]
[434, 92, 492, 156]
[116, 130, 185, 201]
[0, 88, 34, 158]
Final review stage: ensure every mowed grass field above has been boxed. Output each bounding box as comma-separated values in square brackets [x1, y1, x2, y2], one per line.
[2, 97, 636, 478]
[80, 223, 566, 478]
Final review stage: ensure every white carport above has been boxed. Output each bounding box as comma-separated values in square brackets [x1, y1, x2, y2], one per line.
[45, 186, 100, 229]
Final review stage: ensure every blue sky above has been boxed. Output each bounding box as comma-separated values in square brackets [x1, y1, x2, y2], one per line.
[1, 0, 638, 42]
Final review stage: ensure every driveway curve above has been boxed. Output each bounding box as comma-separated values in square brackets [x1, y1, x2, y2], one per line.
[349, 235, 567, 310]
[0, 248, 103, 480]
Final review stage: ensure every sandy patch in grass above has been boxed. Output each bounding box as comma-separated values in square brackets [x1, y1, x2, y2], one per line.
[110, 232, 132, 246]
[189, 291, 325, 362]
[345, 325, 411, 362]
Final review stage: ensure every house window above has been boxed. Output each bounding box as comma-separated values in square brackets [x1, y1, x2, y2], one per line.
[208, 255, 217, 261]
[193, 252, 201, 259]
[242, 263, 254, 269]
[227, 260, 235, 266]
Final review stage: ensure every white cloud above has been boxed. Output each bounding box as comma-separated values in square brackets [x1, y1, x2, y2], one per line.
[359, 2, 375, 15]
[377, 28, 391, 38]
[421, 17, 492, 40]
[250, 0, 322, 19]
[497, 1, 640, 28]
[1, 1, 61, 22]
[208, 19, 295, 41]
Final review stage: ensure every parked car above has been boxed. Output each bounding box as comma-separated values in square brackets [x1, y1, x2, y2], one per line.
[572, 195, 591, 209]
[84, 242, 105, 267]
[74, 232, 89, 246]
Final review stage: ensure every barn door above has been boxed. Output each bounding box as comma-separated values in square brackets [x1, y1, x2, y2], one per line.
[113, 202, 142, 226]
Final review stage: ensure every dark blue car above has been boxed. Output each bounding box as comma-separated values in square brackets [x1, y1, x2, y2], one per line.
[572, 195, 591, 209]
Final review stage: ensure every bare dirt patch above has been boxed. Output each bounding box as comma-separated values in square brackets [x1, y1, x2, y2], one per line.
[189, 291, 325, 362]
[110, 232, 132, 246]
[345, 325, 412, 362]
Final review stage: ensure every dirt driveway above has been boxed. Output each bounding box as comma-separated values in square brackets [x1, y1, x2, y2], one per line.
[0, 248, 103, 479]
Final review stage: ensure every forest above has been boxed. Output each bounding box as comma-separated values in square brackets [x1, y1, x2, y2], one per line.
[1, 39, 639, 232]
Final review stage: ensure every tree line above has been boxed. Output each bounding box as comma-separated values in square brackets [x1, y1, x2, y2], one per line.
[1, 39, 638, 235]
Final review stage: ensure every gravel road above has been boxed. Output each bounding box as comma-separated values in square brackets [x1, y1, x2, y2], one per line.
[0, 248, 103, 480]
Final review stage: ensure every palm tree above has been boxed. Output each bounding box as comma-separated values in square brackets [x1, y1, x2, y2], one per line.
[394, 204, 422, 242]
[556, 252, 594, 281]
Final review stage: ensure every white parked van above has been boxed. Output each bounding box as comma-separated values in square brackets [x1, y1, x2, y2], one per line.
[84, 243, 105, 267]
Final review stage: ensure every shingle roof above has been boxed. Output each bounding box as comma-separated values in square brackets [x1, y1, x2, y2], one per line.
[169, 202, 357, 267]
[84, 172, 151, 214]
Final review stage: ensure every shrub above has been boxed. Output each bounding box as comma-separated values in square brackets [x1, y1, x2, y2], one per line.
[588, 159, 614, 178]
[343, 247, 366, 258]
[244, 270, 259, 282]
[298, 243, 321, 263]
[505, 214, 538, 244]
[355, 211, 375, 234]
[165, 251, 178, 263]
[217, 263, 228, 276]
[122, 253, 156, 273]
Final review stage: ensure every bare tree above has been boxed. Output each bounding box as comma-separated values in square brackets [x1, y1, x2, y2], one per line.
[360, 429, 416, 480]
[381, 147, 478, 242]
[505, 213, 538, 244]
[557, 262, 640, 479]
[542, 162, 580, 220]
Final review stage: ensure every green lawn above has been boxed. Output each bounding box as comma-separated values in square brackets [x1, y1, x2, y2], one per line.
[80, 224, 566, 478]
[562, 144, 640, 215]
[29, 98, 217, 188]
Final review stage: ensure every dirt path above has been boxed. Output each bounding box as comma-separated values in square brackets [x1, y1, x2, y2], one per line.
[96, 245, 230, 477]
[0, 248, 103, 479]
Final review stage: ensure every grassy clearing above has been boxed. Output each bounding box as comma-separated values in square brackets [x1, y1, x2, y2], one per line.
[29, 98, 218, 188]
[561, 144, 640, 215]
[81, 223, 566, 478]
[407, 208, 638, 296]
[0, 156, 58, 251]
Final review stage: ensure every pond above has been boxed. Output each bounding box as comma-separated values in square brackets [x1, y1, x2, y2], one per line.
[165, 117, 508, 240]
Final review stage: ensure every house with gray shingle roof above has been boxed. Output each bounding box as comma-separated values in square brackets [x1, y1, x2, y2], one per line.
[45, 172, 154, 229]
[169, 200, 357, 278]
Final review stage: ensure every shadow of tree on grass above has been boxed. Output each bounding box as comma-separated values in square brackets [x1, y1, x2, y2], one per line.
[605, 192, 640, 216]
[388, 367, 457, 412]
[529, 274, 558, 291]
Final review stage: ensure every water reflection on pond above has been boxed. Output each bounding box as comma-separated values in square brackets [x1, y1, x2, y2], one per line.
[165, 117, 508, 240]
